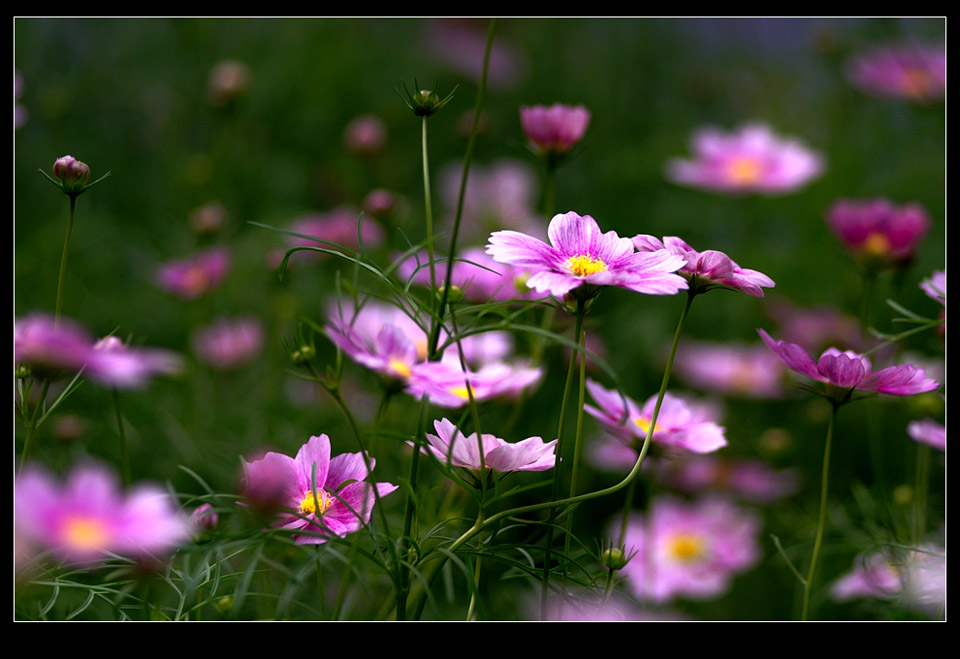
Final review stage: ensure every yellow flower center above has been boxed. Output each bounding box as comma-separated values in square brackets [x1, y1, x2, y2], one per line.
[299, 488, 332, 516]
[725, 156, 764, 185]
[513, 272, 530, 292]
[862, 232, 891, 258]
[448, 385, 472, 400]
[388, 358, 412, 378]
[62, 517, 110, 551]
[668, 533, 706, 563]
[566, 254, 608, 277]
[634, 416, 664, 435]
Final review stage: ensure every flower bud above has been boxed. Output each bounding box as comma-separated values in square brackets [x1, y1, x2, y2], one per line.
[437, 285, 464, 305]
[600, 546, 631, 571]
[399, 81, 456, 118]
[191, 503, 219, 532]
[53, 155, 91, 192]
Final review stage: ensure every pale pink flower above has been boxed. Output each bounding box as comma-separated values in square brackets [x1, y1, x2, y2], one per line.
[584, 379, 727, 454]
[156, 246, 231, 300]
[425, 18, 525, 90]
[487, 211, 687, 300]
[617, 496, 761, 603]
[831, 545, 946, 617]
[632, 235, 775, 297]
[192, 316, 265, 370]
[15, 463, 191, 565]
[189, 201, 228, 235]
[408, 360, 542, 409]
[830, 552, 902, 602]
[920, 270, 946, 305]
[343, 114, 387, 155]
[397, 246, 542, 302]
[15, 313, 94, 377]
[86, 336, 183, 390]
[674, 340, 788, 399]
[667, 123, 824, 195]
[767, 299, 862, 354]
[907, 418, 945, 451]
[656, 456, 800, 503]
[421, 418, 557, 473]
[288, 207, 385, 261]
[241, 434, 397, 545]
[520, 104, 591, 155]
[825, 198, 930, 268]
[845, 43, 945, 103]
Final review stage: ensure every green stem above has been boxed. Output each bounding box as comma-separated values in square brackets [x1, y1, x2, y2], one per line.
[55, 195, 77, 324]
[561, 318, 589, 562]
[19, 379, 51, 474]
[913, 443, 930, 544]
[801, 402, 838, 621]
[113, 388, 131, 487]
[421, 115, 439, 354]
[397, 395, 432, 620]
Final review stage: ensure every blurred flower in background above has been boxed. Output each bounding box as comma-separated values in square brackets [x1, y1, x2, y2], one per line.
[766, 299, 862, 355]
[192, 316, 265, 370]
[666, 123, 824, 195]
[86, 335, 183, 390]
[655, 456, 800, 503]
[424, 18, 526, 90]
[907, 418, 945, 451]
[156, 246, 231, 300]
[189, 201, 228, 236]
[15, 70, 28, 129]
[396, 246, 542, 302]
[845, 43, 945, 103]
[673, 340, 787, 399]
[831, 545, 946, 618]
[343, 114, 387, 155]
[208, 59, 250, 108]
[825, 198, 931, 270]
[920, 270, 946, 305]
[520, 103, 591, 156]
[287, 207, 384, 261]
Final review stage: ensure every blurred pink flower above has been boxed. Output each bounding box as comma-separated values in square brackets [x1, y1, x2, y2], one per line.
[408, 360, 543, 409]
[192, 316, 265, 370]
[190, 503, 219, 532]
[831, 546, 945, 617]
[907, 418, 945, 451]
[617, 496, 761, 603]
[845, 43, 945, 103]
[920, 270, 945, 305]
[15, 463, 191, 565]
[758, 329, 939, 401]
[86, 335, 183, 389]
[397, 246, 542, 302]
[487, 211, 688, 300]
[666, 123, 824, 195]
[241, 434, 397, 545]
[420, 418, 557, 473]
[674, 340, 787, 399]
[584, 379, 727, 454]
[343, 114, 387, 155]
[15, 70, 28, 129]
[767, 299, 862, 355]
[825, 199, 930, 268]
[156, 246, 231, 300]
[287, 207, 384, 261]
[362, 188, 399, 217]
[520, 103, 591, 156]
[632, 235, 775, 297]
[656, 456, 800, 503]
[15, 313, 94, 377]
[425, 19, 526, 90]
[830, 552, 902, 602]
[189, 201, 228, 235]
[208, 59, 250, 108]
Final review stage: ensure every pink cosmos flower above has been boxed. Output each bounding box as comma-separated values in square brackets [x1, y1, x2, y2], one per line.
[758, 329, 939, 401]
[15, 463, 191, 565]
[241, 434, 397, 545]
[397, 246, 541, 302]
[674, 340, 788, 399]
[192, 316, 265, 370]
[421, 418, 557, 473]
[845, 43, 945, 103]
[520, 104, 591, 155]
[656, 456, 800, 503]
[85, 336, 183, 390]
[288, 207, 385, 261]
[425, 18, 525, 90]
[191, 504, 219, 532]
[343, 114, 387, 155]
[907, 418, 945, 451]
[616, 496, 761, 603]
[15, 313, 94, 377]
[666, 123, 824, 195]
[831, 546, 946, 618]
[408, 360, 543, 409]
[487, 211, 688, 300]
[632, 235, 775, 297]
[156, 246, 231, 300]
[825, 199, 931, 268]
[584, 379, 727, 454]
[830, 552, 902, 602]
[920, 270, 946, 305]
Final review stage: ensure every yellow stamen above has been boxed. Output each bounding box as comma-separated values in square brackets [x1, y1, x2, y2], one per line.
[62, 517, 110, 551]
[668, 533, 705, 563]
[300, 489, 332, 516]
[566, 254, 608, 277]
[388, 358, 412, 378]
[448, 385, 472, 400]
[634, 416, 664, 435]
[861, 232, 891, 258]
[725, 156, 764, 185]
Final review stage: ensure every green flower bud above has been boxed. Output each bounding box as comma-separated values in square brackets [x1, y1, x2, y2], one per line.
[600, 546, 631, 571]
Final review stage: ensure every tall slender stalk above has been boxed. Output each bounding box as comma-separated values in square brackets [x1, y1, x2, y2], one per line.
[55, 195, 77, 324]
[801, 401, 838, 621]
[112, 389, 131, 487]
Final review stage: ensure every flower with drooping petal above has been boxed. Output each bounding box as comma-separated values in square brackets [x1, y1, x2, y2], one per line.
[85, 335, 183, 390]
[421, 418, 557, 473]
[825, 198, 931, 269]
[584, 379, 727, 454]
[758, 329, 939, 402]
[487, 211, 688, 301]
[192, 316, 265, 370]
[907, 418, 945, 451]
[632, 235, 775, 297]
[845, 43, 945, 103]
[241, 435, 397, 545]
[15, 463, 191, 565]
[666, 123, 824, 195]
[156, 246, 231, 300]
[615, 495, 761, 603]
[520, 103, 591, 155]
[674, 340, 788, 399]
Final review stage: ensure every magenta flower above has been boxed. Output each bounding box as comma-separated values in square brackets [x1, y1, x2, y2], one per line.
[15, 313, 93, 377]
[616, 496, 761, 603]
[845, 43, 945, 103]
[825, 199, 931, 268]
[584, 379, 727, 454]
[192, 316, 265, 370]
[15, 463, 191, 565]
[907, 418, 945, 451]
[421, 418, 557, 473]
[674, 340, 787, 399]
[190, 504, 219, 532]
[758, 329, 939, 401]
[156, 246, 231, 300]
[920, 270, 946, 305]
[656, 456, 800, 503]
[666, 123, 824, 195]
[632, 235, 775, 297]
[520, 104, 591, 155]
[241, 434, 398, 544]
[487, 211, 687, 300]
[85, 336, 184, 390]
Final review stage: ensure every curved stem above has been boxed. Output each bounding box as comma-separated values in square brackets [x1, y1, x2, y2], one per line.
[801, 402, 838, 621]
[55, 195, 77, 324]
